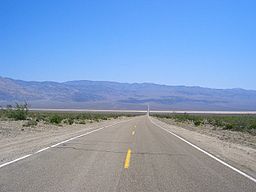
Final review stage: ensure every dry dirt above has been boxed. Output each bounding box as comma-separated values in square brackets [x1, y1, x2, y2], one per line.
[158, 118, 256, 148]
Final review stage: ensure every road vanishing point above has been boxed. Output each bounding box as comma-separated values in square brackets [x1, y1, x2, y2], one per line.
[0, 115, 255, 192]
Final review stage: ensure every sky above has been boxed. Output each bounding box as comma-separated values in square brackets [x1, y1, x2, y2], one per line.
[0, 0, 256, 90]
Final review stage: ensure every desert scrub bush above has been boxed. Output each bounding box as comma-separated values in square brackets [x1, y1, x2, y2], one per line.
[23, 119, 38, 127]
[211, 119, 224, 127]
[193, 120, 202, 126]
[224, 123, 234, 130]
[49, 114, 62, 124]
[101, 116, 108, 120]
[28, 112, 48, 122]
[153, 113, 256, 134]
[67, 118, 74, 125]
[17, 111, 138, 125]
[63, 118, 74, 125]
[0, 107, 5, 120]
[77, 119, 86, 124]
[5, 103, 29, 120]
[249, 123, 256, 129]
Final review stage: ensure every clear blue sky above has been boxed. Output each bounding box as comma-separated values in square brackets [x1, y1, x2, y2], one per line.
[1, 0, 256, 90]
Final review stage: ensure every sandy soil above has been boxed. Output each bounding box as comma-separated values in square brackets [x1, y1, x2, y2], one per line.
[0, 117, 129, 165]
[158, 118, 256, 148]
[152, 117, 256, 178]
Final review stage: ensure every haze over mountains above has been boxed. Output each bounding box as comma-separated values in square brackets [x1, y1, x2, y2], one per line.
[0, 76, 256, 111]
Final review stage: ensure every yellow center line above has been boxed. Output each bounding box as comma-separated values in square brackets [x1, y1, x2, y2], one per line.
[124, 149, 132, 169]
[132, 131, 135, 135]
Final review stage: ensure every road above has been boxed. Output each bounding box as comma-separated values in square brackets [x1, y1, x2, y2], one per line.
[0, 115, 255, 192]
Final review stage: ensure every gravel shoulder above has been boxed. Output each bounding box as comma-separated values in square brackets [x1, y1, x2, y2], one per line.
[152, 117, 256, 178]
[0, 117, 130, 165]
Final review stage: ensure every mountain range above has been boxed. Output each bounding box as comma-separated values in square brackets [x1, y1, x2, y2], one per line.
[1, 76, 256, 111]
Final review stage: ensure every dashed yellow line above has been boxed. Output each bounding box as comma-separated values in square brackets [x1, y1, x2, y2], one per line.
[132, 131, 135, 135]
[124, 149, 132, 169]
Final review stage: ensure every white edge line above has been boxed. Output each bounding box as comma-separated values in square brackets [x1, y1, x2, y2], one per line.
[149, 117, 256, 183]
[0, 119, 132, 169]
[35, 147, 50, 154]
[49, 127, 106, 148]
[0, 154, 32, 168]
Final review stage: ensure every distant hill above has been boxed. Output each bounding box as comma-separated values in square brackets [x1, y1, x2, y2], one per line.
[1, 76, 256, 110]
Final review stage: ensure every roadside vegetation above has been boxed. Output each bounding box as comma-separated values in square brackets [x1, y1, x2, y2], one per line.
[1, 103, 29, 121]
[0, 103, 137, 127]
[153, 113, 256, 135]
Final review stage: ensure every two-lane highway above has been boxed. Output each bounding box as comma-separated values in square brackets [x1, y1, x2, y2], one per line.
[0, 115, 255, 192]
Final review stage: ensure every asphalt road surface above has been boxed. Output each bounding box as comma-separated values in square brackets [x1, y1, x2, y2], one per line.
[0, 115, 255, 192]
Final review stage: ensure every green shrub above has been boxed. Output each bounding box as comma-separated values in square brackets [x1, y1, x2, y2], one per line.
[224, 124, 234, 130]
[249, 123, 256, 129]
[6, 103, 28, 120]
[49, 114, 62, 124]
[212, 120, 224, 127]
[67, 118, 74, 125]
[194, 120, 202, 126]
[101, 116, 108, 120]
[77, 119, 86, 124]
